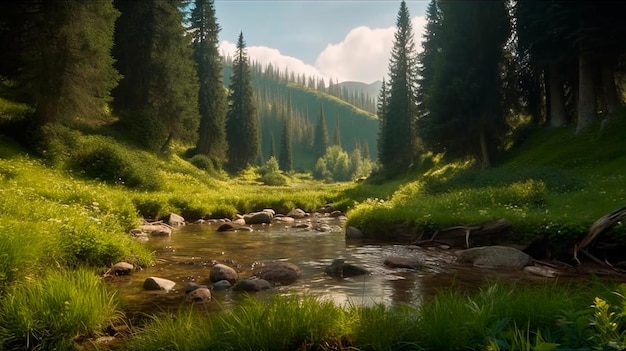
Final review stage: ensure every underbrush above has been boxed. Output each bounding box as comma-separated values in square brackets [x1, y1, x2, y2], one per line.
[128, 282, 626, 351]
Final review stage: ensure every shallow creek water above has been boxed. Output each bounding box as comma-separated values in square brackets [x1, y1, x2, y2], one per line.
[109, 218, 559, 316]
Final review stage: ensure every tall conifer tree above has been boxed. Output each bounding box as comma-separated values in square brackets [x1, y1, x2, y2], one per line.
[416, 0, 442, 119]
[376, 78, 389, 163]
[421, 1, 510, 168]
[379, 0, 420, 172]
[333, 117, 342, 147]
[278, 119, 293, 172]
[225, 32, 259, 171]
[191, 0, 227, 164]
[112, 0, 199, 152]
[0, 1, 120, 143]
[313, 104, 329, 159]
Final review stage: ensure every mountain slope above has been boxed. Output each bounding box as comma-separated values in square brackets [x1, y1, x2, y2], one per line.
[224, 64, 379, 171]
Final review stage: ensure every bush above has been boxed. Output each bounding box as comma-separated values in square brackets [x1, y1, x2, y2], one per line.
[168, 197, 208, 221]
[133, 197, 163, 220]
[314, 146, 374, 182]
[259, 157, 287, 186]
[70, 136, 163, 191]
[189, 154, 215, 173]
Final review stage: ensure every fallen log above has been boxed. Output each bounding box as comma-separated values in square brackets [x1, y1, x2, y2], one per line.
[414, 218, 511, 248]
[574, 206, 626, 264]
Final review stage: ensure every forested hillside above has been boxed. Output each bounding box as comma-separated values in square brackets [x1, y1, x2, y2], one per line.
[223, 61, 379, 171]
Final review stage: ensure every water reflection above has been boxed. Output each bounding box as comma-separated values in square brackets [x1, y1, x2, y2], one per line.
[108, 220, 562, 316]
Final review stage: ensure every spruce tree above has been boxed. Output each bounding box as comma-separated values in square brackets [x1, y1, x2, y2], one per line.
[112, 0, 199, 152]
[0, 1, 120, 142]
[333, 117, 342, 147]
[416, 0, 442, 119]
[313, 104, 329, 159]
[421, 1, 510, 168]
[225, 32, 259, 172]
[376, 78, 389, 163]
[379, 0, 420, 172]
[269, 132, 276, 158]
[278, 119, 293, 172]
[191, 0, 227, 164]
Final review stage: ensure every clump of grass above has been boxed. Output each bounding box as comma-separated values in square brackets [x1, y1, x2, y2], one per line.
[219, 295, 348, 350]
[0, 221, 49, 292]
[128, 295, 349, 351]
[350, 303, 419, 351]
[0, 268, 121, 351]
[129, 307, 224, 351]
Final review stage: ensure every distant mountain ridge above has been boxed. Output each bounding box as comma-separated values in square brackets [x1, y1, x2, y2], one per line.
[337, 80, 382, 101]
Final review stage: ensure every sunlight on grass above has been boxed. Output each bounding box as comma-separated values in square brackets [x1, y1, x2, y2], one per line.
[0, 268, 121, 351]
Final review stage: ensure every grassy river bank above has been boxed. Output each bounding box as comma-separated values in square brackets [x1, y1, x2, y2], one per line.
[0, 113, 625, 349]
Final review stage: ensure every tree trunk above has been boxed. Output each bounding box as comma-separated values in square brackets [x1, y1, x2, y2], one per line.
[576, 53, 597, 134]
[601, 60, 620, 115]
[548, 63, 567, 127]
[479, 127, 491, 169]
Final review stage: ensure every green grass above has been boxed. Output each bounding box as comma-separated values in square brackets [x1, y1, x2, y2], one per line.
[347, 114, 626, 246]
[128, 282, 626, 350]
[0, 268, 121, 351]
[129, 295, 349, 351]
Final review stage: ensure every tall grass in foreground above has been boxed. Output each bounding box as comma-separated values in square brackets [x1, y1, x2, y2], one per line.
[0, 268, 121, 351]
[130, 295, 349, 351]
[128, 282, 626, 351]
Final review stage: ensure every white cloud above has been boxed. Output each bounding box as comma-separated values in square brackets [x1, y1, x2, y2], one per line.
[316, 16, 427, 84]
[218, 16, 427, 85]
[219, 40, 329, 82]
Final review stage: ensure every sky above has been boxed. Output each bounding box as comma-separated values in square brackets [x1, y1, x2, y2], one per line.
[214, 0, 429, 84]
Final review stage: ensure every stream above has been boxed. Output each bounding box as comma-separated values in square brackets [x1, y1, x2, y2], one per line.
[109, 217, 561, 316]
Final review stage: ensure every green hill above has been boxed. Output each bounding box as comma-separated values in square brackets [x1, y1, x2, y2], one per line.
[223, 63, 379, 171]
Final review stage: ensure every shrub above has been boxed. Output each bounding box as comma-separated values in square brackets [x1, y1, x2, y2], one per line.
[168, 197, 208, 221]
[259, 157, 287, 186]
[133, 197, 163, 220]
[70, 136, 163, 190]
[189, 154, 215, 173]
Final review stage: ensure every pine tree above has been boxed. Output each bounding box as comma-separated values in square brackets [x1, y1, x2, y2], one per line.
[225, 32, 259, 172]
[191, 0, 227, 164]
[333, 117, 342, 147]
[0, 1, 120, 143]
[421, 1, 510, 168]
[416, 0, 442, 119]
[278, 119, 293, 172]
[379, 0, 420, 172]
[313, 104, 329, 159]
[269, 132, 276, 158]
[113, 0, 199, 152]
[376, 78, 389, 163]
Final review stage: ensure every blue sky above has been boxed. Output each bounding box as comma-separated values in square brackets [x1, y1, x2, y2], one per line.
[214, 1, 429, 84]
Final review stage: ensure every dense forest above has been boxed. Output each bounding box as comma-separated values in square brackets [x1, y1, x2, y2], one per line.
[375, 0, 626, 175]
[0, 0, 625, 178]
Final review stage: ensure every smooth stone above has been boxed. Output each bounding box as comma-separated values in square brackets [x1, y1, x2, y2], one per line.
[143, 277, 176, 292]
